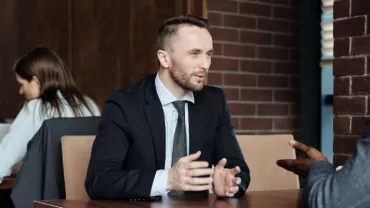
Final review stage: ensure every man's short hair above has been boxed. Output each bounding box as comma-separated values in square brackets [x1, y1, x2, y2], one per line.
[156, 15, 209, 51]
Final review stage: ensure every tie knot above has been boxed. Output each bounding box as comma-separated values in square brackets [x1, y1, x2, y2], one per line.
[173, 101, 186, 116]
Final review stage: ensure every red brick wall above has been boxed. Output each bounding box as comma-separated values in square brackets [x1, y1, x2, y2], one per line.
[206, 0, 300, 135]
[333, 0, 370, 166]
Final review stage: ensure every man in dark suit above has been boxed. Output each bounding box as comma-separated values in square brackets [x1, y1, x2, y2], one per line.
[85, 15, 250, 200]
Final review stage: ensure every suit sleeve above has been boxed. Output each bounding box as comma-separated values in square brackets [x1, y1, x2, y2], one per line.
[303, 138, 370, 208]
[85, 94, 157, 200]
[213, 89, 251, 196]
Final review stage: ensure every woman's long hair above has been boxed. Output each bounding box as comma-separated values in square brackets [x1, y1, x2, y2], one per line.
[13, 46, 94, 117]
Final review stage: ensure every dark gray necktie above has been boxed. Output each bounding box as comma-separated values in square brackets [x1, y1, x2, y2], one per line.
[171, 100, 187, 166]
[169, 101, 187, 195]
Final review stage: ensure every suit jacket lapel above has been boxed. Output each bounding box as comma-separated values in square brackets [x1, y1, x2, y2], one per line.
[144, 77, 166, 169]
[189, 91, 205, 155]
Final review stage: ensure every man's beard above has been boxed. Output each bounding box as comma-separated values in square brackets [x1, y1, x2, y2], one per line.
[170, 66, 205, 91]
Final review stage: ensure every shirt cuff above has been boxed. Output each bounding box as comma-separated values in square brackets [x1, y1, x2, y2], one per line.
[150, 169, 169, 196]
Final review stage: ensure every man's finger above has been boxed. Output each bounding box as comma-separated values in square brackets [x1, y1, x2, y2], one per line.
[289, 140, 310, 153]
[186, 184, 212, 191]
[188, 177, 213, 185]
[216, 158, 227, 168]
[226, 192, 234, 197]
[230, 166, 241, 175]
[227, 186, 239, 194]
[187, 161, 209, 169]
[182, 151, 201, 162]
[187, 168, 214, 177]
[232, 177, 241, 185]
[276, 159, 299, 169]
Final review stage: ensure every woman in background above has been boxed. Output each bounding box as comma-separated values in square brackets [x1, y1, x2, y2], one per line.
[0, 46, 101, 183]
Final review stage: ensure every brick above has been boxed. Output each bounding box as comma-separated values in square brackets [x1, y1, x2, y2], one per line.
[334, 38, 349, 57]
[241, 118, 273, 130]
[274, 89, 299, 102]
[334, 135, 360, 154]
[258, 19, 290, 33]
[274, 118, 299, 130]
[213, 43, 222, 55]
[257, 0, 289, 4]
[351, 0, 370, 16]
[211, 58, 238, 71]
[224, 44, 255, 58]
[241, 60, 272, 73]
[240, 2, 271, 17]
[273, 6, 299, 20]
[208, 13, 222, 26]
[334, 77, 350, 95]
[334, 96, 366, 115]
[232, 117, 240, 130]
[257, 104, 289, 116]
[224, 14, 256, 29]
[352, 116, 367, 135]
[333, 154, 350, 167]
[241, 89, 273, 101]
[333, 57, 365, 76]
[258, 75, 290, 88]
[290, 76, 299, 88]
[207, 72, 222, 85]
[228, 103, 255, 115]
[240, 31, 272, 45]
[334, 0, 349, 19]
[352, 36, 370, 55]
[224, 74, 257, 86]
[290, 104, 300, 116]
[273, 34, 299, 47]
[334, 17, 365, 38]
[207, 0, 237, 13]
[274, 62, 299, 74]
[223, 88, 239, 100]
[334, 116, 350, 134]
[352, 76, 370, 95]
[257, 47, 290, 60]
[290, 49, 300, 61]
[210, 28, 238, 42]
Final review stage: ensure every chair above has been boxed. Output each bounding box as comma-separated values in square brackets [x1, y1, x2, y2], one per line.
[11, 117, 101, 208]
[236, 134, 299, 192]
[61, 135, 96, 199]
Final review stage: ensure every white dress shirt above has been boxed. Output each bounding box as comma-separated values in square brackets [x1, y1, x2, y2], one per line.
[150, 74, 194, 196]
[0, 92, 101, 183]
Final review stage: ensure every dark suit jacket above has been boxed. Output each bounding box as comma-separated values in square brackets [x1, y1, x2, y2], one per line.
[85, 74, 250, 200]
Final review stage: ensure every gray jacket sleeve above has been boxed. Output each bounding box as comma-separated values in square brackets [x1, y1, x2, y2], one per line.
[304, 138, 370, 208]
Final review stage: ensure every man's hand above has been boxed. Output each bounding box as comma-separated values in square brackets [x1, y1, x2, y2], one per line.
[276, 140, 328, 177]
[213, 158, 241, 197]
[167, 151, 214, 192]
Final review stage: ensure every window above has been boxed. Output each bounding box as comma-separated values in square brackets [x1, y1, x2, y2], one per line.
[320, 0, 334, 67]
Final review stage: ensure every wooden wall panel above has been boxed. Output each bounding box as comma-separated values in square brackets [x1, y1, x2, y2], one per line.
[18, 0, 69, 63]
[0, 0, 206, 117]
[0, 0, 20, 118]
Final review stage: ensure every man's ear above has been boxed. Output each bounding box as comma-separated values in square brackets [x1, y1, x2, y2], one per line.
[157, 50, 170, 68]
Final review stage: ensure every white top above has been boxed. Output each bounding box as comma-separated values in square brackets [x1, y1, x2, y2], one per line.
[150, 74, 194, 196]
[0, 93, 101, 183]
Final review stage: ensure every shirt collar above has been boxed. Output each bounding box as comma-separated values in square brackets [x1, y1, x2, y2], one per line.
[155, 73, 194, 106]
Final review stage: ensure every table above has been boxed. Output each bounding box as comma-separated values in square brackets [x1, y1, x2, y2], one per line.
[34, 189, 302, 208]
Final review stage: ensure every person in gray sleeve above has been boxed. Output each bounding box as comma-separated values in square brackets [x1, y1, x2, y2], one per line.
[277, 138, 370, 208]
